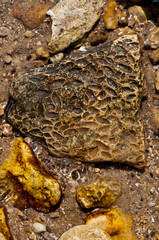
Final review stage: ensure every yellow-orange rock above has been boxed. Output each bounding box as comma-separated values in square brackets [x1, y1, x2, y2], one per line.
[0, 205, 13, 240]
[86, 207, 138, 240]
[103, 1, 118, 30]
[76, 179, 121, 209]
[0, 137, 61, 210]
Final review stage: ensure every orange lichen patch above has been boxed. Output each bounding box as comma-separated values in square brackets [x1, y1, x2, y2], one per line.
[86, 207, 138, 240]
[0, 137, 61, 210]
[0, 205, 13, 240]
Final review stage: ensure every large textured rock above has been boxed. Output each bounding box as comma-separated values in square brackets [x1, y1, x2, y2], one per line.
[48, 0, 104, 53]
[86, 207, 138, 240]
[76, 179, 121, 209]
[0, 138, 61, 210]
[7, 34, 145, 168]
[0, 205, 13, 240]
[59, 225, 112, 240]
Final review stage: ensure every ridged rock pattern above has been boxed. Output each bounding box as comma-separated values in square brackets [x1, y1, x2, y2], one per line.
[7, 34, 145, 168]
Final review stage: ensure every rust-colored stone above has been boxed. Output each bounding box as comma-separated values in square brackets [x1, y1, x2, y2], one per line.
[13, 2, 50, 29]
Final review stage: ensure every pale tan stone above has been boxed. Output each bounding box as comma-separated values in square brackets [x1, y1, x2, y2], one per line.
[128, 5, 147, 25]
[59, 225, 112, 240]
[48, 0, 104, 53]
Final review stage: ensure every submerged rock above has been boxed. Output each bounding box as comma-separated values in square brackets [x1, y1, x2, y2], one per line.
[0, 205, 13, 240]
[86, 207, 138, 240]
[59, 225, 112, 240]
[0, 138, 61, 210]
[103, 1, 118, 30]
[76, 179, 121, 209]
[48, 0, 104, 53]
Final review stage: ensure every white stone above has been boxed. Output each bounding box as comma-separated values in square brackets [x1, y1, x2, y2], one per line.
[32, 222, 46, 233]
[48, 0, 104, 53]
[148, 202, 156, 207]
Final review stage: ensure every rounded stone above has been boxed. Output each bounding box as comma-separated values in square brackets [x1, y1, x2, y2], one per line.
[3, 55, 12, 64]
[24, 30, 34, 38]
[76, 179, 121, 209]
[32, 222, 46, 233]
[103, 1, 118, 30]
[1, 124, 13, 137]
[86, 207, 138, 240]
[36, 47, 50, 59]
[0, 27, 9, 37]
[59, 225, 112, 240]
[128, 6, 147, 25]
[147, 27, 159, 49]
[13, 2, 49, 29]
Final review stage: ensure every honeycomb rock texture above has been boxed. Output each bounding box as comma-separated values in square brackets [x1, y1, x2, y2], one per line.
[7, 34, 145, 168]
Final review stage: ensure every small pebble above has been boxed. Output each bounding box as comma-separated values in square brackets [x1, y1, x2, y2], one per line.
[43, 232, 49, 239]
[24, 30, 34, 38]
[156, 168, 159, 175]
[155, 71, 159, 91]
[29, 233, 35, 240]
[0, 124, 13, 136]
[0, 27, 9, 37]
[148, 202, 156, 207]
[128, 5, 147, 26]
[149, 48, 159, 64]
[0, 107, 4, 117]
[13, 3, 50, 29]
[118, 8, 128, 25]
[32, 222, 46, 233]
[49, 211, 60, 218]
[147, 27, 159, 49]
[50, 52, 64, 64]
[3, 54, 12, 64]
[103, 1, 118, 30]
[36, 47, 50, 59]
[150, 187, 155, 194]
